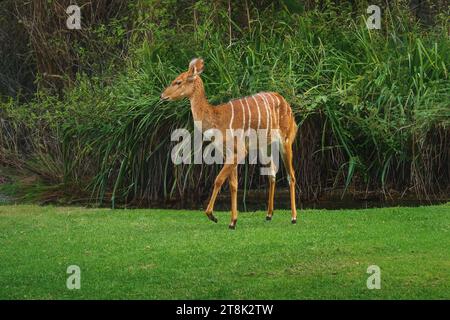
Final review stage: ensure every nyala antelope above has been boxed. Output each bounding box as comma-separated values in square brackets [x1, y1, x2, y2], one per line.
[161, 58, 298, 229]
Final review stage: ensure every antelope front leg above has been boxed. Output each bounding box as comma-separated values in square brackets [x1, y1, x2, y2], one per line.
[205, 163, 235, 223]
[228, 166, 238, 229]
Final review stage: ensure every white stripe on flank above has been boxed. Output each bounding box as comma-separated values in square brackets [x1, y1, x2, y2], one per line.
[259, 93, 271, 136]
[266, 92, 275, 107]
[244, 97, 251, 132]
[258, 93, 269, 128]
[263, 92, 276, 129]
[228, 101, 234, 134]
[267, 93, 279, 127]
[272, 93, 284, 118]
[238, 99, 245, 138]
[251, 95, 261, 130]
[273, 94, 280, 107]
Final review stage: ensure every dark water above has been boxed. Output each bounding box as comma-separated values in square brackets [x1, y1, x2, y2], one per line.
[159, 188, 449, 212]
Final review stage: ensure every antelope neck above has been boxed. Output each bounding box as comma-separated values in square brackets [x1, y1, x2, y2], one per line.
[188, 78, 215, 130]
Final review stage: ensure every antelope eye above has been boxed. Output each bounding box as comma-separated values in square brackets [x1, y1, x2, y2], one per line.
[174, 80, 182, 85]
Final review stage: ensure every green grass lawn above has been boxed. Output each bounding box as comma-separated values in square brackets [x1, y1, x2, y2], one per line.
[0, 204, 449, 299]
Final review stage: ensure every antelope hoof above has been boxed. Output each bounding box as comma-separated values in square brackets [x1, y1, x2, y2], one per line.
[291, 218, 297, 224]
[206, 213, 218, 223]
[266, 215, 272, 221]
[228, 224, 236, 230]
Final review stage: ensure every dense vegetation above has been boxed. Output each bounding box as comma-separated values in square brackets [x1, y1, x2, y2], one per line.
[0, 0, 449, 207]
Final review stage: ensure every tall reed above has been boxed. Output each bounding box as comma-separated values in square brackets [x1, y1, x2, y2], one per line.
[1, 2, 448, 207]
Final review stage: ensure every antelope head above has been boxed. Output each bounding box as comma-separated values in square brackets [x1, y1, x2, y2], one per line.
[161, 58, 204, 101]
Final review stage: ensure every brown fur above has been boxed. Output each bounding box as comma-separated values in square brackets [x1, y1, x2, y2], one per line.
[162, 58, 298, 227]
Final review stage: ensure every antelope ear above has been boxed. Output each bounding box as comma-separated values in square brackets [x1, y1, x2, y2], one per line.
[187, 58, 204, 78]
